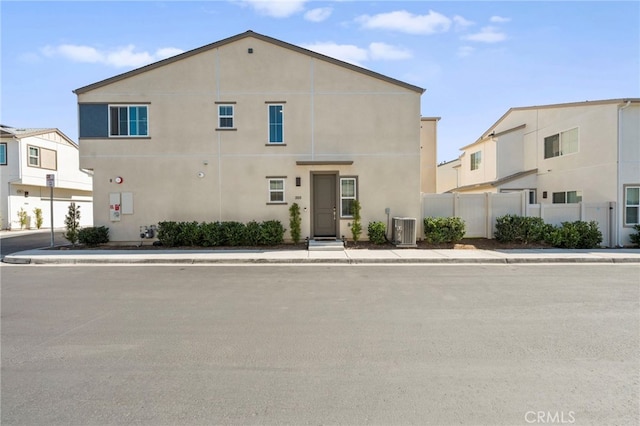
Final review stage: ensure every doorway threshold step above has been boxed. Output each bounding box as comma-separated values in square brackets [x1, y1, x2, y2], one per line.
[308, 239, 345, 251]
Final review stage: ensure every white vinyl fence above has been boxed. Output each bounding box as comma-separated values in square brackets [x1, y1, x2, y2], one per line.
[422, 191, 614, 246]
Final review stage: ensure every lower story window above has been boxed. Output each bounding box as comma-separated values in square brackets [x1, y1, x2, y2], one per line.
[552, 190, 582, 204]
[268, 178, 285, 203]
[340, 177, 357, 217]
[625, 186, 639, 225]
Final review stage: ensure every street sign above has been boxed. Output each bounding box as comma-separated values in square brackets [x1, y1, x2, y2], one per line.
[46, 174, 55, 188]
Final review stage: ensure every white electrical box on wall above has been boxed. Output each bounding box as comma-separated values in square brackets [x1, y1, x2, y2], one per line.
[121, 192, 134, 215]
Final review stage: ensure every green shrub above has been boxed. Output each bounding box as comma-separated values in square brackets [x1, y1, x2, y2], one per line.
[545, 221, 602, 249]
[33, 208, 44, 229]
[630, 224, 640, 247]
[289, 203, 302, 244]
[260, 220, 285, 245]
[157, 221, 181, 246]
[200, 222, 223, 247]
[495, 215, 552, 244]
[178, 221, 201, 246]
[78, 226, 110, 246]
[64, 203, 81, 245]
[220, 221, 246, 246]
[423, 217, 466, 244]
[18, 208, 28, 229]
[350, 200, 362, 243]
[245, 220, 263, 245]
[367, 221, 387, 244]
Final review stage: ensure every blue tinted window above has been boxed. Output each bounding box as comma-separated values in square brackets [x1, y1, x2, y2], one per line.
[0, 143, 6, 165]
[269, 105, 283, 143]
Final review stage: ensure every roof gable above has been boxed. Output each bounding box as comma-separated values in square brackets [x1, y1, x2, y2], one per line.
[74, 30, 425, 95]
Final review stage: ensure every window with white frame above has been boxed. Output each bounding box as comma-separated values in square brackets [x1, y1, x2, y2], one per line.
[340, 177, 357, 217]
[28, 146, 40, 167]
[552, 190, 582, 204]
[544, 127, 578, 159]
[0, 143, 6, 165]
[625, 186, 639, 225]
[470, 151, 481, 170]
[268, 104, 284, 143]
[218, 105, 234, 129]
[109, 105, 148, 137]
[268, 178, 285, 203]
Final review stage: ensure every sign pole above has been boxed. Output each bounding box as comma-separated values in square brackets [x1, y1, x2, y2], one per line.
[46, 174, 55, 247]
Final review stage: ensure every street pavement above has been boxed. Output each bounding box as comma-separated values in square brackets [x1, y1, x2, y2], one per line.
[2, 264, 638, 425]
[2, 229, 640, 265]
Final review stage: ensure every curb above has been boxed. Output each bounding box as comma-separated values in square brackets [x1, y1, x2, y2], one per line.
[3, 255, 639, 265]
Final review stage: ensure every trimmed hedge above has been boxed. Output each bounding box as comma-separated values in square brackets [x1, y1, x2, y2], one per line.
[423, 217, 466, 244]
[495, 215, 603, 249]
[630, 224, 640, 247]
[157, 220, 286, 247]
[78, 226, 110, 246]
[495, 215, 553, 244]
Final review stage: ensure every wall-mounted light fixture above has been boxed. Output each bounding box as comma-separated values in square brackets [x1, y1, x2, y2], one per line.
[296, 177, 301, 187]
[542, 191, 548, 199]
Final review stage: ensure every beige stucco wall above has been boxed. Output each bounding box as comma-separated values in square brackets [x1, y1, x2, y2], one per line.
[78, 35, 424, 242]
[419, 117, 438, 194]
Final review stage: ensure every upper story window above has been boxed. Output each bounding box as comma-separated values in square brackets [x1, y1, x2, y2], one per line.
[268, 104, 284, 144]
[470, 151, 481, 170]
[109, 105, 148, 137]
[544, 127, 578, 159]
[625, 186, 639, 225]
[552, 190, 582, 204]
[28, 146, 40, 167]
[218, 105, 234, 129]
[26, 145, 57, 170]
[0, 143, 6, 165]
[340, 177, 357, 217]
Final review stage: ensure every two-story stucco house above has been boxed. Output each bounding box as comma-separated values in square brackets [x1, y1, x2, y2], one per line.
[447, 99, 640, 246]
[1, 125, 93, 230]
[74, 31, 433, 243]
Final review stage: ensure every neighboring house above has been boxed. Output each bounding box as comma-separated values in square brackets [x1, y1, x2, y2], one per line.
[436, 158, 461, 194]
[73, 31, 434, 243]
[0, 125, 93, 230]
[448, 99, 640, 246]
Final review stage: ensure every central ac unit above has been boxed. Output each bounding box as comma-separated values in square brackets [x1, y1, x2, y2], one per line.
[392, 217, 417, 247]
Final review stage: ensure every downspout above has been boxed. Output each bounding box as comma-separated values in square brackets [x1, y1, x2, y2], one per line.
[617, 100, 631, 247]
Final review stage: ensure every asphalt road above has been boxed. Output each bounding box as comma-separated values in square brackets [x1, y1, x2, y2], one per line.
[1, 264, 638, 425]
[0, 230, 67, 259]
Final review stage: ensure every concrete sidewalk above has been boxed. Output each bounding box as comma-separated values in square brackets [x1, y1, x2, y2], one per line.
[3, 247, 640, 265]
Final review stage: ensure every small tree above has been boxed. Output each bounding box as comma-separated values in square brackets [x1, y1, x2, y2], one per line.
[350, 200, 362, 243]
[17, 208, 28, 229]
[64, 203, 81, 245]
[289, 203, 302, 244]
[33, 208, 44, 229]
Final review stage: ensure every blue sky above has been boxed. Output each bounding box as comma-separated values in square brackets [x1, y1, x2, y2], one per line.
[2, 1, 639, 162]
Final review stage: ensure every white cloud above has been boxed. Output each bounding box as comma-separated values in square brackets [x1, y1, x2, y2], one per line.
[239, 0, 307, 18]
[462, 26, 507, 43]
[300, 42, 368, 66]
[457, 46, 475, 58]
[41, 44, 185, 68]
[304, 7, 332, 22]
[356, 10, 451, 34]
[453, 15, 474, 31]
[369, 42, 412, 60]
[301, 41, 412, 66]
[490, 15, 511, 23]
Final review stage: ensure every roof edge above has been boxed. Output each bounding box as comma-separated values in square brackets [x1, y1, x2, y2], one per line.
[74, 30, 425, 95]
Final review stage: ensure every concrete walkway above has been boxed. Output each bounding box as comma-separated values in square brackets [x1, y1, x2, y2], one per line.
[3, 246, 640, 265]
